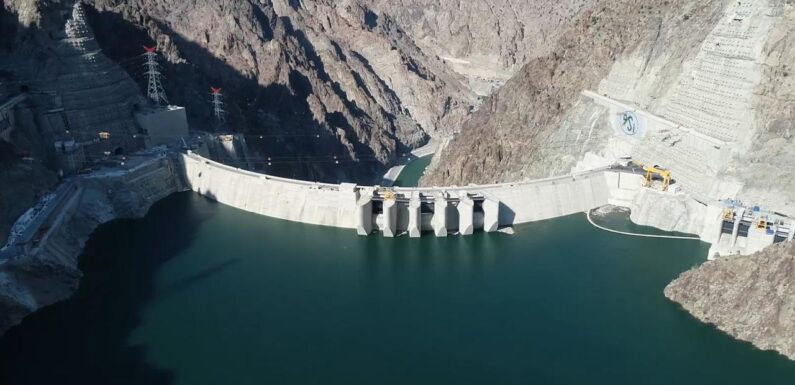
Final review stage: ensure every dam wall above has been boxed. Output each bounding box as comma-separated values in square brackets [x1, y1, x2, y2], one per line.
[180, 152, 646, 235]
[180, 152, 360, 229]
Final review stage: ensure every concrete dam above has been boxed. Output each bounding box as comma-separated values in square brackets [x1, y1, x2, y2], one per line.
[180, 152, 645, 237]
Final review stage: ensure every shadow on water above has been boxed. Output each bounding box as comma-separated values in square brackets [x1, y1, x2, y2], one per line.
[0, 193, 215, 385]
[155, 258, 239, 302]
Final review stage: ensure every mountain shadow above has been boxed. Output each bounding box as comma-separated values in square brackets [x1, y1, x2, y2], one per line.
[0, 193, 216, 385]
[85, 5, 388, 185]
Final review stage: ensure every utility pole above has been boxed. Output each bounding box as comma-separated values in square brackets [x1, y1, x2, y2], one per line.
[143, 46, 169, 106]
[210, 87, 226, 124]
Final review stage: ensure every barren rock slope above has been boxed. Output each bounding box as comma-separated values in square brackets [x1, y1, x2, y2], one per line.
[368, 0, 588, 95]
[85, 0, 477, 182]
[665, 242, 795, 361]
[423, 0, 725, 185]
[424, 0, 795, 218]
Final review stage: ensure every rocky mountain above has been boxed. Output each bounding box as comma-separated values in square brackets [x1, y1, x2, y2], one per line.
[423, 0, 726, 185]
[665, 242, 795, 361]
[3, 0, 795, 360]
[84, 0, 478, 182]
[0, 0, 487, 242]
[423, 0, 795, 218]
[367, 0, 588, 96]
[1, 0, 481, 186]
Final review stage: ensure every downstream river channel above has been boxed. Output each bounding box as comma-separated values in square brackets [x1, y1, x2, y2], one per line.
[2, 193, 795, 384]
[392, 155, 433, 187]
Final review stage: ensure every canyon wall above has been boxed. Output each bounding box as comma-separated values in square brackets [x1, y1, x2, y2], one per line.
[0, 155, 183, 335]
[84, 0, 478, 182]
[1, 0, 144, 244]
[424, 0, 726, 185]
[367, 0, 588, 96]
[424, 0, 795, 219]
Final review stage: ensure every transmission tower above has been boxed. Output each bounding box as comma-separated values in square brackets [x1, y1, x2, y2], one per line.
[143, 46, 169, 106]
[210, 87, 226, 123]
[65, 2, 90, 39]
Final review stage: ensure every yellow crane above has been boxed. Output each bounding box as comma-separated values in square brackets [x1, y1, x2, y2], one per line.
[382, 190, 397, 201]
[642, 165, 672, 192]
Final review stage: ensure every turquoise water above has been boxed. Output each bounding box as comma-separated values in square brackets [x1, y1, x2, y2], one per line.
[392, 155, 432, 187]
[1, 192, 795, 384]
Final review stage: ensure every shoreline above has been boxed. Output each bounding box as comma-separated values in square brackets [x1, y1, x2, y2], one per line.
[2, 153, 793, 364]
[0, 154, 185, 335]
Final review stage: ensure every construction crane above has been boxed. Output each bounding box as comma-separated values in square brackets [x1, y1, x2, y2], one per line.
[642, 165, 672, 191]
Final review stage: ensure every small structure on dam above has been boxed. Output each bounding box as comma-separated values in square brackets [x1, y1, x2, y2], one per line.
[713, 201, 795, 257]
[134, 47, 189, 147]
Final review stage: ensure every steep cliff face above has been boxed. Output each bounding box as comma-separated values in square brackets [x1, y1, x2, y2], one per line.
[83, 0, 477, 182]
[0, 156, 183, 335]
[423, 0, 725, 185]
[665, 242, 795, 361]
[424, 0, 795, 219]
[368, 0, 588, 96]
[1, 1, 126, 245]
[726, 4, 795, 216]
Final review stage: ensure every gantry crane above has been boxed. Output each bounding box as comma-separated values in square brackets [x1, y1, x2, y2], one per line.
[642, 165, 672, 192]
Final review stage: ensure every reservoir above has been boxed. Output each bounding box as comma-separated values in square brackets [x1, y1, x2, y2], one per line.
[1, 192, 795, 384]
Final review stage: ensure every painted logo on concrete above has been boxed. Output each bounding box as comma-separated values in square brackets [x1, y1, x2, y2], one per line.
[620, 112, 638, 135]
[614, 111, 645, 140]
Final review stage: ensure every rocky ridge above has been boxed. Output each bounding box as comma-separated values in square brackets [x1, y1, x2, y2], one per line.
[423, 0, 795, 219]
[423, 0, 726, 185]
[84, 0, 477, 182]
[665, 242, 795, 361]
[0, 155, 184, 335]
[367, 0, 589, 96]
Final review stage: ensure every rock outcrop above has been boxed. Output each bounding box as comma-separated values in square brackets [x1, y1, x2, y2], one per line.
[665, 242, 795, 361]
[423, 0, 726, 185]
[1, 0, 127, 245]
[423, 0, 795, 220]
[0, 155, 183, 335]
[83, 0, 478, 182]
[367, 0, 588, 96]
